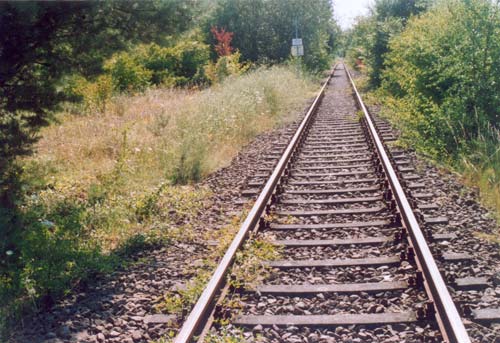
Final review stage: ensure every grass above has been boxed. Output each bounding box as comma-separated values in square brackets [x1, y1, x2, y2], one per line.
[1, 65, 316, 336]
[204, 327, 250, 343]
[37, 65, 315, 187]
[229, 236, 281, 291]
[28, 65, 315, 249]
[459, 130, 500, 223]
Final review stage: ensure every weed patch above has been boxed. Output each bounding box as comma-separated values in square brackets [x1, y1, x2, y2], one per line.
[230, 237, 281, 290]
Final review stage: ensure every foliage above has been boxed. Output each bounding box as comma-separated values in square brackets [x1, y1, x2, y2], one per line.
[0, 3, 197, 313]
[230, 237, 281, 290]
[207, 0, 336, 71]
[380, 0, 500, 214]
[158, 268, 214, 316]
[134, 39, 211, 87]
[165, 66, 315, 183]
[460, 130, 500, 218]
[204, 52, 249, 84]
[0, 156, 210, 334]
[68, 75, 114, 113]
[0, 1, 336, 336]
[344, 0, 430, 86]
[0, 0, 195, 169]
[68, 38, 211, 109]
[211, 26, 234, 57]
[0, 66, 315, 335]
[382, 0, 500, 153]
[157, 219, 278, 341]
[205, 327, 249, 343]
[104, 52, 153, 93]
[15, 196, 113, 308]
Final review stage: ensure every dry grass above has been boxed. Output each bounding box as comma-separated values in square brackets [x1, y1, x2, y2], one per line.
[26, 65, 316, 251]
[34, 66, 315, 190]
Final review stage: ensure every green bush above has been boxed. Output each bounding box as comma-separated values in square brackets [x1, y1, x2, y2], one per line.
[0, 153, 210, 334]
[344, 0, 429, 87]
[67, 74, 114, 113]
[104, 52, 152, 93]
[135, 40, 210, 86]
[382, 0, 500, 156]
[19, 197, 111, 305]
[204, 52, 248, 84]
[64, 38, 210, 111]
[380, 0, 500, 215]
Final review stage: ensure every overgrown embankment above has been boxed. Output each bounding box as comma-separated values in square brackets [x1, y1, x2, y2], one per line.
[0, 66, 316, 332]
[346, 0, 500, 223]
[380, 0, 500, 221]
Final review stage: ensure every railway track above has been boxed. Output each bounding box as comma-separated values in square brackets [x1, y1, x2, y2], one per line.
[172, 64, 496, 343]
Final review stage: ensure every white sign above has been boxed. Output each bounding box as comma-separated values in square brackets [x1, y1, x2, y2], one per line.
[291, 45, 304, 56]
[292, 38, 303, 46]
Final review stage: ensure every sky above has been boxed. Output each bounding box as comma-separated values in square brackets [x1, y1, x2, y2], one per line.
[332, 0, 373, 30]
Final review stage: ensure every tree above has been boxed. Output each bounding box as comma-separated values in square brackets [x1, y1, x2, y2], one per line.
[345, 0, 431, 87]
[211, 26, 234, 56]
[206, 0, 336, 71]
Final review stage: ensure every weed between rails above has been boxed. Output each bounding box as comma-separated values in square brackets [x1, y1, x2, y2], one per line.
[155, 214, 247, 317]
[204, 327, 252, 343]
[155, 210, 281, 341]
[153, 327, 252, 343]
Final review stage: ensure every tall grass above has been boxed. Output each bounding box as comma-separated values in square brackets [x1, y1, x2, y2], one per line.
[459, 126, 500, 220]
[30, 65, 315, 251]
[37, 66, 315, 187]
[377, 92, 500, 226]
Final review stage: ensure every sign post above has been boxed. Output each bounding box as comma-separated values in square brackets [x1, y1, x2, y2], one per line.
[291, 38, 304, 57]
[291, 19, 303, 57]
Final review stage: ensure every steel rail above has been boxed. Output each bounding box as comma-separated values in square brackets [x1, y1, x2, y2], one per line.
[174, 64, 338, 343]
[344, 64, 471, 343]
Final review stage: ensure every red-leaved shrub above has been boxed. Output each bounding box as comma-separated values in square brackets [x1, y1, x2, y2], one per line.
[210, 26, 233, 56]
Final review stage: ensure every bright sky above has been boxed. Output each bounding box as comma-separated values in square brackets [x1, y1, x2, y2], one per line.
[332, 0, 373, 30]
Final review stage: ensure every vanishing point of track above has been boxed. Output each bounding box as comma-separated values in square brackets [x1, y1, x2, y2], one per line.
[174, 64, 474, 343]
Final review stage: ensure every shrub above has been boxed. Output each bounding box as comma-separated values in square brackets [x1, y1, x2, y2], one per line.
[380, 0, 500, 215]
[211, 26, 234, 57]
[382, 0, 500, 156]
[135, 41, 210, 87]
[18, 196, 109, 306]
[204, 52, 248, 84]
[68, 74, 114, 113]
[104, 52, 152, 93]
[66, 38, 211, 112]
[344, 0, 429, 87]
